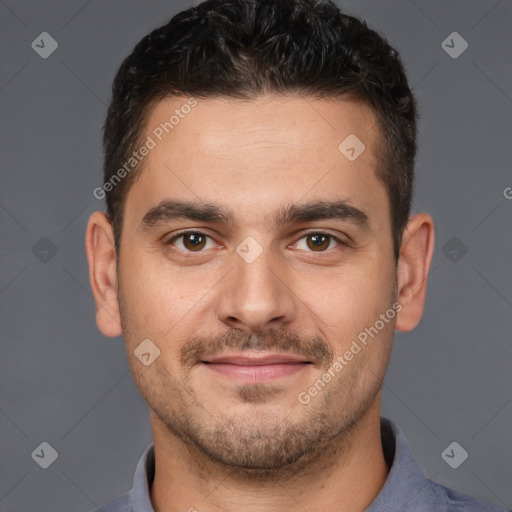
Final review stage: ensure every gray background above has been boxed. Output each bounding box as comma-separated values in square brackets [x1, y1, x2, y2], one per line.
[0, 0, 511, 511]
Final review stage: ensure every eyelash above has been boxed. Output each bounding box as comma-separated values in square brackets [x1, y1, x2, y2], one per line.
[163, 230, 348, 254]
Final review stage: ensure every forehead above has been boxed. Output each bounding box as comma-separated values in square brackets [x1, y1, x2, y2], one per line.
[123, 94, 389, 233]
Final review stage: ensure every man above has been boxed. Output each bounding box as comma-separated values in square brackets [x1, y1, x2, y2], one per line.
[85, 0, 507, 510]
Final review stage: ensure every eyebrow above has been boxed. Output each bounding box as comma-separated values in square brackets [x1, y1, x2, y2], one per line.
[138, 199, 371, 233]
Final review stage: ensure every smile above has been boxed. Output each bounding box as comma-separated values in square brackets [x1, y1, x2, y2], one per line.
[201, 352, 312, 383]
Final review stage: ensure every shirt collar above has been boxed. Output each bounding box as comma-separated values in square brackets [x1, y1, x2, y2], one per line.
[130, 439, 155, 512]
[365, 417, 431, 511]
[130, 417, 429, 512]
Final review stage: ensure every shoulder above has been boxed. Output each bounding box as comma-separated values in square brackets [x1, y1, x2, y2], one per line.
[89, 491, 132, 512]
[377, 418, 508, 512]
[427, 479, 509, 511]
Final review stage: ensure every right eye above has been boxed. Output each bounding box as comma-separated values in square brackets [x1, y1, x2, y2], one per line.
[164, 231, 218, 252]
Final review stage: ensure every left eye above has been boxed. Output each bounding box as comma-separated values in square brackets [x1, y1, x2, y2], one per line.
[294, 233, 342, 252]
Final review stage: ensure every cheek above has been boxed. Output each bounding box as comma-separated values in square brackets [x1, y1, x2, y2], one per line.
[303, 264, 394, 346]
[119, 252, 219, 350]
[118, 254, 172, 340]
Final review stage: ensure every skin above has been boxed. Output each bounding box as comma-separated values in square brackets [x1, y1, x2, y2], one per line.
[86, 94, 435, 512]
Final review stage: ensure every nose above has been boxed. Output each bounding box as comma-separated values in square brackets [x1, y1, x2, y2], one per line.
[215, 240, 299, 334]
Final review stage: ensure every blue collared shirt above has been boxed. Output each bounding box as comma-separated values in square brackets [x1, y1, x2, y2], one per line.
[92, 417, 508, 511]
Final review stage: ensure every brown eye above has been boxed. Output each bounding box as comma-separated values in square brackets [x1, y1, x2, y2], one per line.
[306, 233, 332, 251]
[182, 232, 207, 251]
[166, 231, 213, 252]
[294, 232, 344, 253]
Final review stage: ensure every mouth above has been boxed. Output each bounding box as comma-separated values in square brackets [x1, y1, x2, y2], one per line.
[200, 351, 312, 383]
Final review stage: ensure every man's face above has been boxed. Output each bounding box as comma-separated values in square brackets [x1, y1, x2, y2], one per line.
[116, 95, 398, 471]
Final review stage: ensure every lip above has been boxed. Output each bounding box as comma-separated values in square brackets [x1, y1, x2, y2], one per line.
[203, 351, 309, 365]
[200, 351, 311, 383]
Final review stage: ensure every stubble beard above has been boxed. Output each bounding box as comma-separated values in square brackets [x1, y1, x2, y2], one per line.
[147, 359, 383, 482]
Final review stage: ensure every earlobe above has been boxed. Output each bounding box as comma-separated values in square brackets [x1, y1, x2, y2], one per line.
[394, 213, 435, 333]
[85, 211, 123, 338]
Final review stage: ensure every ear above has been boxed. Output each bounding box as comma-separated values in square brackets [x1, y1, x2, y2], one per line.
[395, 213, 435, 332]
[85, 211, 123, 337]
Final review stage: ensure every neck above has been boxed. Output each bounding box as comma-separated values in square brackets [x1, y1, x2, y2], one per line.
[149, 398, 389, 512]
